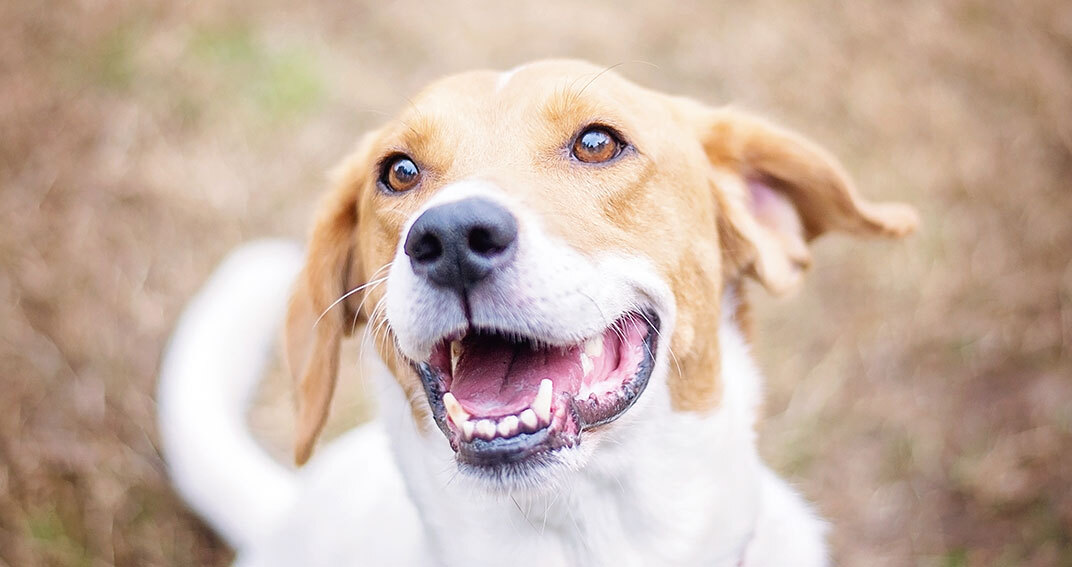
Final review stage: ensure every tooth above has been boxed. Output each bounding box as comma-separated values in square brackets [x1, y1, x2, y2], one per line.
[442, 392, 470, 425]
[497, 415, 520, 438]
[533, 379, 552, 424]
[584, 336, 603, 358]
[450, 341, 462, 374]
[462, 420, 475, 441]
[581, 354, 594, 377]
[519, 409, 539, 431]
[475, 419, 497, 439]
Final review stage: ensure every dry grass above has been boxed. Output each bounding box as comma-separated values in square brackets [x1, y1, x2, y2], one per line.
[1, 1, 1070, 565]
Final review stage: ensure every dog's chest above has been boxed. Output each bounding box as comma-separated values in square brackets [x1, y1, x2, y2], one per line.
[388, 406, 762, 567]
[412, 461, 760, 567]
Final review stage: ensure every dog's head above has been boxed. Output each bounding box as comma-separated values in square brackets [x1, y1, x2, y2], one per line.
[284, 60, 917, 486]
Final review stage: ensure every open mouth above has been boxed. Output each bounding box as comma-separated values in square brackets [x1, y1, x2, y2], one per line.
[415, 311, 658, 471]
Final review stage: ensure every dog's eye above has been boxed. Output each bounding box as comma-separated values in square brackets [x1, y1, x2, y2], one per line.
[382, 155, 421, 192]
[572, 126, 622, 164]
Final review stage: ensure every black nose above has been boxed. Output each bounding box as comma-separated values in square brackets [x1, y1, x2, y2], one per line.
[404, 198, 519, 293]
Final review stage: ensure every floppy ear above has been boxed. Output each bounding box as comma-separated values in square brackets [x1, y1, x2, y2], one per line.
[699, 107, 918, 294]
[285, 150, 370, 465]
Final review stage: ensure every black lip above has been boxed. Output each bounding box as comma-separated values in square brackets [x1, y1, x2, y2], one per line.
[458, 427, 554, 465]
[416, 361, 451, 438]
[414, 311, 660, 469]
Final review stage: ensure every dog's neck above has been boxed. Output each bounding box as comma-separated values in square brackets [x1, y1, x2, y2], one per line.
[375, 288, 764, 566]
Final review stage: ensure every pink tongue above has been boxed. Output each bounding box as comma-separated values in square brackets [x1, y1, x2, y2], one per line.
[450, 334, 582, 417]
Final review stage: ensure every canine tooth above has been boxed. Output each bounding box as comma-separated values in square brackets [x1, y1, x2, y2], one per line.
[442, 392, 470, 425]
[497, 415, 520, 437]
[581, 354, 594, 377]
[533, 379, 553, 424]
[475, 419, 497, 439]
[462, 420, 476, 441]
[450, 341, 462, 374]
[584, 336, 603, 358]
[519, 409, 539, 431]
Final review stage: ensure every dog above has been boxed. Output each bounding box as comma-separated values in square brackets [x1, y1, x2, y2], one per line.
[158, 59, 917, 566]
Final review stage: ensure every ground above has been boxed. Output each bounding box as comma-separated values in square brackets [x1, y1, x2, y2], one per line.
[1, 1, 1070, 566]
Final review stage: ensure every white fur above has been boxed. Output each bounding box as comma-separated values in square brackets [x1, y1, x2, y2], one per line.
[159, 234, 828, 566]
[158, 240, 303, 548]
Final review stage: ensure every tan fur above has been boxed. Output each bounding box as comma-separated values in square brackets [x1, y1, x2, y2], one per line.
[283, 60, 918, 463]
[284, 160, 359, 464]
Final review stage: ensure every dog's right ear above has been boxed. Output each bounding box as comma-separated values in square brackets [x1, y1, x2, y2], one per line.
[285, 142, 372, 465]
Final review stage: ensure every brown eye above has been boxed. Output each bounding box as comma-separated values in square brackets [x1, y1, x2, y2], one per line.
[383, 155, 421, 192]
[571, 126, 622, 163]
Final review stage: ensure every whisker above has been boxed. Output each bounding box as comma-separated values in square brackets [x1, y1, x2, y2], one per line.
[369, 301, 395, 355]
[350, 278, 389, 335]
[364, 299, 389, 341]
[577, 290, 609, 329]
[368, 261, 395, 280]
[510, 494, 538, 531]
[313, 275, 389, 329]
[359, 296, 390, 357]
[573, 62, 627, 102]
[632, 306, 683, 379]
[338, 261, 393, 335]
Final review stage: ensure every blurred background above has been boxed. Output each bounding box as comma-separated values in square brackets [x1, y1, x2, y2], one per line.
[2, 1, 1070, 565]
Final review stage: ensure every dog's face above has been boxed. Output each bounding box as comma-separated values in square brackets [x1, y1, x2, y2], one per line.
[284, 60, 917, 485]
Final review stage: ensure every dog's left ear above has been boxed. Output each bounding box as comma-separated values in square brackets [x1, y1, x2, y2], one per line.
[285, 146, 371, 465]
[695, 107, 919, 294]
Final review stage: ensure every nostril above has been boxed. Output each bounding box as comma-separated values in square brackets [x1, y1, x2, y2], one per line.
[410, 232, 443, 264]
[468, 227, 503, 256]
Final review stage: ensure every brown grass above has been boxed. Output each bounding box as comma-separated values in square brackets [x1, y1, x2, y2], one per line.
[1, 1, 1070, 565]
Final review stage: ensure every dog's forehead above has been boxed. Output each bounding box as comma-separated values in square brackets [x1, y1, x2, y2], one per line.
[398, 61, 661, 137]
[418, 60, 637, 102]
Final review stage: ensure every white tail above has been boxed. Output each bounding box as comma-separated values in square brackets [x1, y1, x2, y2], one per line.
[158, 240, 303, 549]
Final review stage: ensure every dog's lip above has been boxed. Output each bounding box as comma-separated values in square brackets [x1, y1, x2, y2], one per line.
[413, 310, 659, 469]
